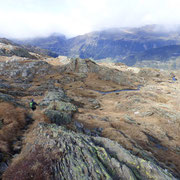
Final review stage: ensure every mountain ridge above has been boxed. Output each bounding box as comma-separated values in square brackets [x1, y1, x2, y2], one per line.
[14, 25, 180, 68]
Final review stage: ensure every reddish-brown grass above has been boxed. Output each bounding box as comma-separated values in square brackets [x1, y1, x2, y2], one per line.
[2, 145, 53, 180]
[0, 102, 26, 153]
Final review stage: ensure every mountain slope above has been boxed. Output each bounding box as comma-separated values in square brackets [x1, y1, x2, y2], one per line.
[0, 38, 37, 59]
[131, 45, 180, 61]
[67, 27, 180, 60]
[120, 44, 180, 67]
[16, 25, 180, 65]
[0, 38, 59, 59]
[16, 34, 68, 56]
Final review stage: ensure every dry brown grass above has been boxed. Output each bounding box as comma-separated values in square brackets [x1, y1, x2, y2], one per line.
[101, 127, 119, 140]
[72, 89, 98, 98]
[27, 110, 50, 132]
[0, 141, 9, 152]
[0, 102, 26, 153]
[84, 73, 123, 91]
[156, 95, 168, 103]
[74, 113, 111, 130]
[2, 145, 53, 180]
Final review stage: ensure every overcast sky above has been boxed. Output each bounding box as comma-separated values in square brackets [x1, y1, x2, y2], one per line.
[0, 0, 180, 39]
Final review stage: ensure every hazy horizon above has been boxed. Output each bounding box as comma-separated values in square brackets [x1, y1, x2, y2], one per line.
[1, 0, 180, 39]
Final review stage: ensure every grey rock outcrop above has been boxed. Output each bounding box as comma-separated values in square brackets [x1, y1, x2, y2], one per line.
[137, 68, 171, 82]
[0, 162, 8, 176]
[0, 92, 15, 103]
[44, 110, 72, 125]
[0, 60, 51, 80]
[0, 92, 23, 107]
[40, 90, 71, 107]
[3, 123, 177, 180]
[0, 39, 37, 59]
[41, 90, 77, 126]
[60, 58, 140, 87]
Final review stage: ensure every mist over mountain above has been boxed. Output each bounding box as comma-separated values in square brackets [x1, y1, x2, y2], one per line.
[15, 25, 180, 68]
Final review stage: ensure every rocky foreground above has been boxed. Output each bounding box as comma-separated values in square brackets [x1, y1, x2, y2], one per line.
[0, 49, 179, 179]
[3, 123, 175, 180]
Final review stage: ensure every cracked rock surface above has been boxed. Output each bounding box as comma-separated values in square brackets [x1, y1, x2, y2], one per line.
[3, 123, 176, 180]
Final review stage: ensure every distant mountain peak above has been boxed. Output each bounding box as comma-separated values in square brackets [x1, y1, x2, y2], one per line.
[12, 24, 180, 69]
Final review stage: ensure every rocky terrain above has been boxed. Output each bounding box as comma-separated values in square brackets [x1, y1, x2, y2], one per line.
[0, 38, 58, 60]
[0, 43, 179, 179]
[0, 38, 37, 59]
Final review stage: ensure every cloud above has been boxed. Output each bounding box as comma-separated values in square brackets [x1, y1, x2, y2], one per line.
[0, 0, 180, 38]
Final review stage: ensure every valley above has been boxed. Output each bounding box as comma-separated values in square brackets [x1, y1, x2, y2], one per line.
[16, 25, 180, 69]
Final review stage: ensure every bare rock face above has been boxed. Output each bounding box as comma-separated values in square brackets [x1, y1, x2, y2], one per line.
[40, 90, 71, 107]
[40, 90, 77, 126]
[0, 60, 51, 80]
[60, 58, 141, 87]
[3, 123, 176, 180]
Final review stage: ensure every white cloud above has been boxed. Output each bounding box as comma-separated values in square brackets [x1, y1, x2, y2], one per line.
[0, 0, 180, 38]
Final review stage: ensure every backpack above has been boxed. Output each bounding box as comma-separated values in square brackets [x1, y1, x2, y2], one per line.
[30, 102, 33, 108]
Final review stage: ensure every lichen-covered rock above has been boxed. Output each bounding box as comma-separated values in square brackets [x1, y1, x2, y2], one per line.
[40, 90, 76, 126]
[88, 98, 101, 109]
[47, 101, 77, 112]
[3, 123, 177, 180]
[44, 110, 72, 125]
[0, 60, 51, 79]
[40, 90, 70, 107]
[137, 68, 171, 82]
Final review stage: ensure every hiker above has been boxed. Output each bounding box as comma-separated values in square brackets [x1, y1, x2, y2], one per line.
[30, 99, 38, 111]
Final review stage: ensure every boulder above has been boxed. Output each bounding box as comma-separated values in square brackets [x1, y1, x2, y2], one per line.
[40, 90, 70, 107]
[44, 110, 72, 125]
[40, 90, 77, 126]
[88, 98, 100, 109]
[0, 162, 8, 175]
[47, 101, 77, 112]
